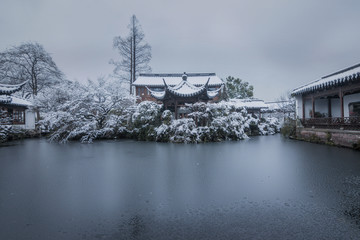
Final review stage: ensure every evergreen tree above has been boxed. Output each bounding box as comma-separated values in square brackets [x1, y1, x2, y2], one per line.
[224, 76, 254, 99]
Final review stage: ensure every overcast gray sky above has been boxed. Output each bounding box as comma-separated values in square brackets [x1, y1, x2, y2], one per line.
[1, 0, 360, 100]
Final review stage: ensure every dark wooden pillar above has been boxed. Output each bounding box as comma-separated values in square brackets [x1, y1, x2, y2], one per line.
[339, 88, 344, 118]
[311, 96, 315, 118]
[302, 96, 305, 121]
[174, 100, 178, 119]
[327, 98, 332, 117]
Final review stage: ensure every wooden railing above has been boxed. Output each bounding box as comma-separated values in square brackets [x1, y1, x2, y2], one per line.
[301, 117, 360, 131]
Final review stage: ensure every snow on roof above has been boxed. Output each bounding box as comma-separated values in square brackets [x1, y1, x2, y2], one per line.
[0, 95, 12, 104]
[0, 96, 33, 107]
[292, 63, 360, 95]
[10, 96, 33, 107]
[207, 86, 223, 99]
[265, 101, 291, 111]
[166, 79, 207, 97]
[0, 81, 28, 95]
[230, 98, 268, 109]
[133, 73, 224, 87]
[147, 74, 221, 100]
[146, 88, 166, 100]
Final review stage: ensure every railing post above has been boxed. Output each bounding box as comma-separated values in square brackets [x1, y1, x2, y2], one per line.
[340, 88, 344, 119]
[302, 96, 305, 122]
[311, 96, 315, 118]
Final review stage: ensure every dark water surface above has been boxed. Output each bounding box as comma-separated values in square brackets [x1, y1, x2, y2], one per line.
[1, 135, 360, 239]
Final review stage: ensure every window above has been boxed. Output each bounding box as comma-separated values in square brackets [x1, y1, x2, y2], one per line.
[12, 109, 25, 124]
[349, 102, 360, 117]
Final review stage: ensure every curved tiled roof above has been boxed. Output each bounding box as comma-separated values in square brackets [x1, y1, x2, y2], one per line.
[133, 72, 224, 87]
[292, 63, 360, 95]
[0, 81, 28, 95]
[147, 75, 221, 100]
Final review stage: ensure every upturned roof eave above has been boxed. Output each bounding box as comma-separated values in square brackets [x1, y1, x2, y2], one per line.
[133, 83, 223, 87]
[0, 81, 28, 95]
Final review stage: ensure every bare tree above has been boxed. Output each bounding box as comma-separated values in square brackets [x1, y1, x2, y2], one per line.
[276, 92, 296, 119]
[0, 42, 63, 99]
[111, 15, 152, 94]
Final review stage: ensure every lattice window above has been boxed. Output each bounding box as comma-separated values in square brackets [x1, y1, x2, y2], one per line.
[12, 109, 25, 124]
[349, 102, 360, 117]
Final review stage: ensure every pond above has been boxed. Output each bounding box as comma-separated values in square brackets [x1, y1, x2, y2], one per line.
[1, 135, 360, 239]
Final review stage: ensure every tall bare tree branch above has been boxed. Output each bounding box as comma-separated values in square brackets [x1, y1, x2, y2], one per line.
[111, 15, 152, 94]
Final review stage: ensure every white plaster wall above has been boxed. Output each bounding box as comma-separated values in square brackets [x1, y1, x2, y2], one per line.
[314, 99, 328, 115]
[304, 99, 312, 118]
[25, 109, 36, 130]
[295, 96, 303, 119]
[344, 92, 360, 117]
[331, 99, 341, 117]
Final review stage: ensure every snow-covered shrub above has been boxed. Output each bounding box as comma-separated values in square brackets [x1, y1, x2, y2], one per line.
[37, 89, 280, 143]
[154, 102, 252, 143]
[0, 125, 11, 143]
[161, 110, 173, 125]
[155, 118, 198, 143]
[0, 109, 14, 142]
[213, 112, 248, 140]
[131, 101, 163, 141]
[257, 117, 280, 135]
[169, 118, 198, 143]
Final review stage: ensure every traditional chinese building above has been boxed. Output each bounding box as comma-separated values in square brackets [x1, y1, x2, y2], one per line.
[0, 81, 35, 130]
[291, 63, 360, 148]
[132, 72, 224, 118]
[229, 98, 268, 118]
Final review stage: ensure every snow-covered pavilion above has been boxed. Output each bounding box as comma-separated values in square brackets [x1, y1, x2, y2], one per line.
[133, 72, 224, 118]
[292, 63, 360, 130]
[0, 82, 35, 130]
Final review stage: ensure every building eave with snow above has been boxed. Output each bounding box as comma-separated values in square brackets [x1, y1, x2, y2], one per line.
[0, 82, 36, 130]
[291, 62, 360, 130]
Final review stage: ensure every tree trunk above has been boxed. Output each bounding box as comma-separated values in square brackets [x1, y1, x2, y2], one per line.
[130, 36, 133, 95]
[132, 15, 136, 95]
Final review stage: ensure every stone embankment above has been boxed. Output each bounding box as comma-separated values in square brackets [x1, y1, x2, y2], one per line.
[296, 128, 360, 150]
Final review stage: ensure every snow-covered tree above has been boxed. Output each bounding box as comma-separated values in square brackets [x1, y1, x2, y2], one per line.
[0, 42, 64, 99]
[34, 79, 79, 113]
[39, 77, 134, 143]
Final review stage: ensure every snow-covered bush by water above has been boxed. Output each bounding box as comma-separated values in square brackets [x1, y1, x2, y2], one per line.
[130, 101, 279, 143]
[39, 98, 280, 143]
